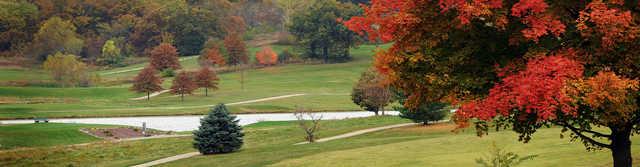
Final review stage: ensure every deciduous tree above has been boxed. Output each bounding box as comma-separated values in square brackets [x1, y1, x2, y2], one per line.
[289, 0, 361, 63]
[224, 33, 249, 90]
[149, 43, 182, 71]
[345, 1, 640, 166]
[199, 46, 225, 67]
[195, 67, 219, 96]
[351, 69, 392, 115]
[30, 17, 84, 62]
[97, 40, 123, 66]
[42, 52, 88, 87]
[255, 46, 278, 66]
[130, 67, 163, 101]
[171, 71, 197, 102]
[223, 34, 248, 66]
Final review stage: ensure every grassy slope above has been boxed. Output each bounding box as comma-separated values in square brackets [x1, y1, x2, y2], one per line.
[0, 45, 380, 119]
[0, 123, 111, 149]
[268, 125, 640, 167]
[0, 116, 410, 167]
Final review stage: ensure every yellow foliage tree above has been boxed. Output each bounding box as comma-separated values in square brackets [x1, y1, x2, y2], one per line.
[43, 52, 89, 87]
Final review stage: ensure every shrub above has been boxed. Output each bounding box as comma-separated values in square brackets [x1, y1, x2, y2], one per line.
[476, 143, 537, 167]
[397, 102, 448, 125]
[42, 52, 89, 87]
[193, 104, 244, 154]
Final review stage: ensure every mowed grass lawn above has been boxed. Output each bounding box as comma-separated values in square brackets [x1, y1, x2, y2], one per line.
[0, 116, 410, 167]
[3, 116, 640, 167]
[0, 123, 112, 150]
[165, 123, 640, 167]
[0, 45, 382, 119]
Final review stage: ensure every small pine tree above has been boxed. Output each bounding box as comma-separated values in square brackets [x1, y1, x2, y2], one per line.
[193, 104, 244, 154]
[397, 102, 448, 125]
[170, 71, 197, 102]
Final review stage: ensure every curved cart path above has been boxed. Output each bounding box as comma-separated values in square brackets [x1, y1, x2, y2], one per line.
[129, 90, 171, 100]
[100, 56, 198, 76]
[130, 122, 422, 167]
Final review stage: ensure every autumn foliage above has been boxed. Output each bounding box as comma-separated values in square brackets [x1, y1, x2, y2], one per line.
[457, 53, 584, 123]
[223, 34, 249, 66]
[199, 46, 225, 67]
[345, 1, 640, 166]
[131, 67, 163, 101]
[195, 67, 220, 97]
[149, 43, 182, 71]
[171, 71, 197, 102]
[255, 46, 278, 66]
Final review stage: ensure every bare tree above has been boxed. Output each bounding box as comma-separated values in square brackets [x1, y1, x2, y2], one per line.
[294, 107, 323, 143]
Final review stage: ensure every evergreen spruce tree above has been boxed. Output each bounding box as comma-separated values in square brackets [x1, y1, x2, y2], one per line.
[193, 104, 244, 154]
[397, 102, 448, 126]
[395, 91, 448, 125]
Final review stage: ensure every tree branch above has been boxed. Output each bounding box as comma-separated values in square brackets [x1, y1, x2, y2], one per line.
[558, 121, 612, 149]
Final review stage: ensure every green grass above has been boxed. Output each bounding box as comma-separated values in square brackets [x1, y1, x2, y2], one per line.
[0, 123, 112, 150]
[3, 116, 639, 167]
[0, 116, 410, 167]
[266, 125, 640, 167]
[0, 44, 384, 119]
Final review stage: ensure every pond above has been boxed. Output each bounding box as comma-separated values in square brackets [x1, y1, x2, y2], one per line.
[0, 111, 399, 131]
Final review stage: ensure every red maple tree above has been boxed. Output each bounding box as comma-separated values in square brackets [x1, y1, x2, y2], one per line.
[195, 67, 219, 96]
[149, 43, 182, 71]
[345, 1, 640, 166]
[170, 71, 197, 102]
[255, 46, 278, 66]
[199, 46, 226, 67]
[130, 67, 163, 101]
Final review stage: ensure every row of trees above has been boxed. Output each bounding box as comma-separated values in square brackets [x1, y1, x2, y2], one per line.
[344, 0, 640, 166]
[2, 0, 370, 66]
[131, 66, 219, 101]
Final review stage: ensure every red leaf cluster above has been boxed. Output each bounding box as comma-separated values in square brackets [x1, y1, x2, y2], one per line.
[170, 71, 197, 96]
[255, 46, 277, 66]
[345, 0, 566, 43]
[577, 1, 639, 49]
[342, 0, 421, 43]
[200, 47, 225, 67]
[457, 51, 584, 123]
[131, 67, 163, 95]
[195, 67, 219, 91]
[149, 43, 182, 70]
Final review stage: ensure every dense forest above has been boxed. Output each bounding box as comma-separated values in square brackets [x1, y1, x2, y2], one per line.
[0, 0, 369, 65]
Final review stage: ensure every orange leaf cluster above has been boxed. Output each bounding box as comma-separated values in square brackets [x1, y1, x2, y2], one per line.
[564, 71, 639, 125]
[201, 47, 225, 67]
[255, 46, 278, 66]
[149, 43, 182, 70]
[577, 1, 640, 49]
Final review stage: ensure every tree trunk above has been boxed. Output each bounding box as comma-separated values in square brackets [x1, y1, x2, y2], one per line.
[381, 106, 385, 116]
[205, 88, 208, 96]
[323, 46, 328, 64]
[147, 92, 150, 101]
[181, 93, 184, 102]
[611, 127, 632, 167]
[240, 68, 245, 91]
[374, 110, 379, 116]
